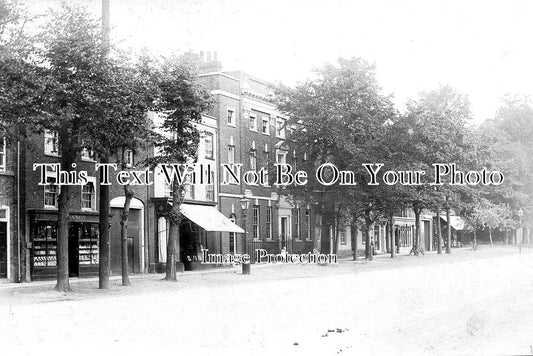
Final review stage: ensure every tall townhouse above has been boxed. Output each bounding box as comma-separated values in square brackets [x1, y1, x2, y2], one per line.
[24, 130, 102, 280]
[147, 112, 244, 272]
[197, 56, 318, 260]
[18, 129, 152, 281]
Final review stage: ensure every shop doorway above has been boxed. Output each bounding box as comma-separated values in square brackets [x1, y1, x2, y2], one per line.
[0, 222, 7, 278]
[68, 224, 79, 277]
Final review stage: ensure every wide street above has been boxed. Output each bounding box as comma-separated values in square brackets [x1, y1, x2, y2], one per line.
[1, 246, 532, 356]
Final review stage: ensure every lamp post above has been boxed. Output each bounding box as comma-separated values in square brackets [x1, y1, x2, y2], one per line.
[240, 198, 251, 274]
[518, 208, 523, 253]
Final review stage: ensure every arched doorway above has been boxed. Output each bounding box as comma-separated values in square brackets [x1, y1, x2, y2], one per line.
[109, 197, 145, 274]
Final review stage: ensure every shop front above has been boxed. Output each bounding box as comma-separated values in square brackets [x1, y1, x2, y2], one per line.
[153, 200, 244, 272]
[30, 210, 99, 281]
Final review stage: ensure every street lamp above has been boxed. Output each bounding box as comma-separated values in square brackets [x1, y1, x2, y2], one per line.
[240, 198, 251, 274]
[518, 208, 523, 253]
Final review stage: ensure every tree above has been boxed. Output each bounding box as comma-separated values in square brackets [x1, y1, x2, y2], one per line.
[150, 54, 212, 281]
[476, 96, 533, 238]
[83, 50, 159, 288]
[276, 57, 397, 259]
[1, 3, 153, 291]
[463, 198, 513, 248]
[2, 4, 111, 291]
[394, 85, 475, 255]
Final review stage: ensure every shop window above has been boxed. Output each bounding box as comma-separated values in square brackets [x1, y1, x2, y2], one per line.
[0, 137, 5, 171]
[253, 205, 260, 240]
[78, 223, 99, 265]
[44, 129, 60, 156]
[157, 217, 168, 263]
[204, 132, 214, 159]
[81, 179, 96, 211]
[33, 224, 57, 267]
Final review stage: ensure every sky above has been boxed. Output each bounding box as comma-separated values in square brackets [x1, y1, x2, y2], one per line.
[26, 0, 533, 124]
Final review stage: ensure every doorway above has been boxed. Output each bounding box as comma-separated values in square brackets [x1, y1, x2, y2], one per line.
[0, 222, 7, 278]
[424, 221, 431, 251]
[68, 224, 79, 277]
[280, 216, 288, 251]
[127, 237, 134, 272]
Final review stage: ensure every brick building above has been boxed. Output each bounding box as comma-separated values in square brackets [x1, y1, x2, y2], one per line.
[197, 56, 318, 261]
[147, 111, 244, 272]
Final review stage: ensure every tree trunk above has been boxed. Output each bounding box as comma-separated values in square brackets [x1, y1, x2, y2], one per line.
[389, 212, 395, 258]
[473, 229, 477, 250]
[445, 206, 451, 254]
[98, 154, 111, 289]
[120, 184, 134, 286]
[333, 212, 340, 254]
[488, 227, 493, 247]
[410, 207, 424, 256]
[351, 218, 358, 261]
[385, 218, 391, 254]
[436, 208, 442, 254]
[165, 178, 182, 281]
[55, 183, 71, 292]
[54, 128, 74, 293]
[313, 206, 322, 253]
[364, 210, 372, 261]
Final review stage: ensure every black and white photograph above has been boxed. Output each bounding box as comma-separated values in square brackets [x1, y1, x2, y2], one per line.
[1, 1, 532, 355]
